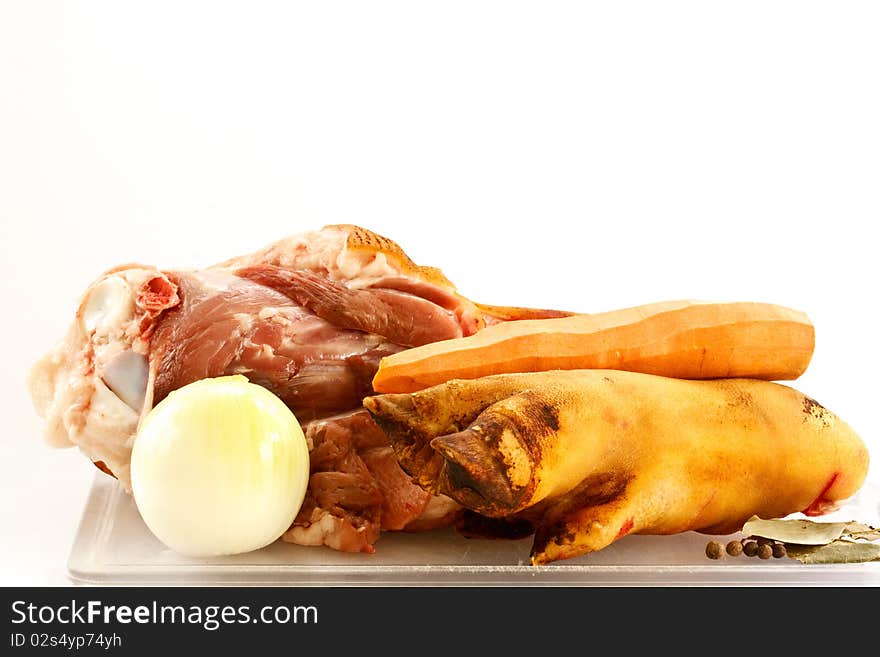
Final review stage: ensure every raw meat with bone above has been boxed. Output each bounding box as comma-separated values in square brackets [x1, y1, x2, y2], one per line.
[29, 225, 569, 553]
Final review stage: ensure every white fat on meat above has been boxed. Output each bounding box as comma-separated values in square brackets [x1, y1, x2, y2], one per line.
[284, 508, 373, 553]
[29, 324, 90, 449]
[216, 227, 401, 289]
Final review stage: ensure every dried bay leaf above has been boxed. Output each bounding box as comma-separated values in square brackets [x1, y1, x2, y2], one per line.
[785, 540, 880, 564]
[842, 522, 880, 541]
[735, 516, 880, 564]
[742, 516, 848, 545]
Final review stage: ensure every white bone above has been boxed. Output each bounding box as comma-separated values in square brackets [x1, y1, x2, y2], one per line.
[81, 276, 134, 335]
[102, 350, 149, 412]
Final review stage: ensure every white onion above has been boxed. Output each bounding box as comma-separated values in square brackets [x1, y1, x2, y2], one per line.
[131, 375, 310, 556]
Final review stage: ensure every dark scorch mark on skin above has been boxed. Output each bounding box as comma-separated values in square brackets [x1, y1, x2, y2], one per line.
[420, 391, 562, 516]
[520, 393, 560, 434]
[802, 396, 832, 427]
[530, 472, 632, 558]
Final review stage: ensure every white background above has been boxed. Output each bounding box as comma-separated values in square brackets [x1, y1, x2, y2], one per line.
[1, 2, 878, 585]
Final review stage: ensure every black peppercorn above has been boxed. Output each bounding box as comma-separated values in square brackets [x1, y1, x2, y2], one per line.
[772, 543, 787, 558]
[743, 540, 759, 557]
[705, 541, 724, 559]
[757, 543, 773, 559]
[726, 540, 744, 556]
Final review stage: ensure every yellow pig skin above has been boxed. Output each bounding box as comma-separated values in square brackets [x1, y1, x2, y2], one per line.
[364, 370, 869, 564]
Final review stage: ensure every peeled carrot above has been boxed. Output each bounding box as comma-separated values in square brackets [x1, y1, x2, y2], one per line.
[371, 300, 815, 393]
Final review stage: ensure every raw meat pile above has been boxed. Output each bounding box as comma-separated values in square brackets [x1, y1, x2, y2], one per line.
[29, 225, 566, 552]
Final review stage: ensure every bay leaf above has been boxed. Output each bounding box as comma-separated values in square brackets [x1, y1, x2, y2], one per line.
[842, 522, 880, 541]
[785, 540, 880, 564]
[741, 516, 848, 545]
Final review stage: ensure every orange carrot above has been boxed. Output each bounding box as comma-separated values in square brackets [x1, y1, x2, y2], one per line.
[372, 300, 815, 393]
